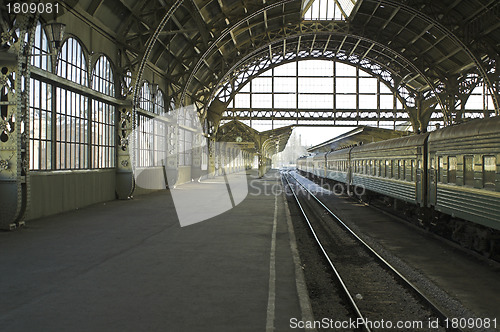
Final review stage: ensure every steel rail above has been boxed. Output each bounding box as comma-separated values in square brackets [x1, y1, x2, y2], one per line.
[288, 171, 462, 332]
[282, 172, 372, 332]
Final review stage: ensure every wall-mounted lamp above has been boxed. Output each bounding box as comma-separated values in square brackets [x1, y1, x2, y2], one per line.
[42, 22, 66, 52]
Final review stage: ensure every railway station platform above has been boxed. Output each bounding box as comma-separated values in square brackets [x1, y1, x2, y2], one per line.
[0, 170, 313, 332]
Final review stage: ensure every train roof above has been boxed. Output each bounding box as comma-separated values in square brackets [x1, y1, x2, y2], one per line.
[428, 116, 500, 142]
[351, 132, 429, 153]
[313, 152, 328, 160]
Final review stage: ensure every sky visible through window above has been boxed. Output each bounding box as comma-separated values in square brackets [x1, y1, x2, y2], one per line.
[303, 0, 357, 21]
[226, 59, 495, 146]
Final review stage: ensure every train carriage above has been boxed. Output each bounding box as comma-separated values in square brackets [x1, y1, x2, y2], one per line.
[350, 134, 429, 206]
[296, 156, 308, 174]
[297, 116, 500, 256]
[325, 148, 351, 184]
[306, 155, 314, 174]
[427, 117, 500, 230]
[312, 152, 327, 178]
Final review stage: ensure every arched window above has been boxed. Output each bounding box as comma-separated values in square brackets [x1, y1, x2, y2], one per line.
[227, 59, 406, 130]
[136, 113, 154, 167]
[91, 56, 115, 168]
[303, 0, 356, 20]
[30, 23, 51, 71]
[55, 37, 88, 169]
[464, 84, 495, 116]
[139, 81, 153, 112]
[92, 56, 114, 96]
[154, 89, 165, 115]
[29, 22, 52, 170]
[57, 37, 88, 85]
[178, 107, 195, 166]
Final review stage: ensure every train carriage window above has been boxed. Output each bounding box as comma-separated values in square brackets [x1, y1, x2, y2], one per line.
[447, 157, 457, 184]
[464, 156, 474, 186]
[385, 160, 389, 178]
[438, 157, 444, 183]
[483, 156, 496, 189]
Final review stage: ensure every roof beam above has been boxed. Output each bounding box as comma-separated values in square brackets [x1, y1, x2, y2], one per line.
[86, 0, 104, 16]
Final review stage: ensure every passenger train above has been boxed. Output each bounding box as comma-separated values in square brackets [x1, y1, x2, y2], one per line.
[297, 116, 500, 256]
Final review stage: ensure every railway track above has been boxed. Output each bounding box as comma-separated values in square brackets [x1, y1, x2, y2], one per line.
[282, 170, 462, 332]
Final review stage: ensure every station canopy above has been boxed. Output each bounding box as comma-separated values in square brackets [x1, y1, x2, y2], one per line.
[58, 0, 499, 133]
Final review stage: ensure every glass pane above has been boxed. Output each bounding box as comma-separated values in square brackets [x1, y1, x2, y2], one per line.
[234, 94, 250, 108]
[448, 156, 457, 184]
[274, 94, 296, 108]
[252, 77, 272, 92]
[336, 78, 356, 93]
[252, 94, 272, 108]
[483, 156, 496, 189]
[274, 77, 296, 93]
[336, 94, 356, 109]
[438, 157, 444, 182]
[274, 62, 296, 76]
[464, 156, 474, 186]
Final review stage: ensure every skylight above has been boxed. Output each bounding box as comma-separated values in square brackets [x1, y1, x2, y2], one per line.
[303, 0, 357, 21]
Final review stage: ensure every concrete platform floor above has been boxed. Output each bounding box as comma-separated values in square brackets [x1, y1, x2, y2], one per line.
[0, 170, 313, 332]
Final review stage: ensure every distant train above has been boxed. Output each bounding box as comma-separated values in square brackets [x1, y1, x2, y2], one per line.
[297, 116, 500, 256]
